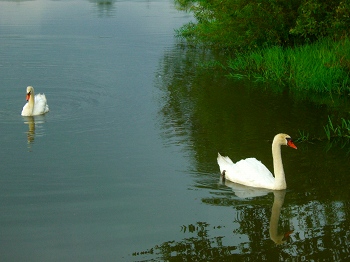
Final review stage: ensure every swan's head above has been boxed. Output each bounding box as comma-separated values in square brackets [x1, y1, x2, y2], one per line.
[26, 86, 34, 101]
[274, 133, 297, 149]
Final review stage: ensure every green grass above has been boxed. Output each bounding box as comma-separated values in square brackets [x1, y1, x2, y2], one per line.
[227, 37, 350, 94]
[324, 116, 350, 140]
[292, 118, 350, 150]
[296, 129, 310, 143]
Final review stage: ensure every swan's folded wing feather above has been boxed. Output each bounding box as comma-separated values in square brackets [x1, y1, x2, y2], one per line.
[217, 153, 235, 174]
[224, 158, 275, 189]
[33, 93, 49, 115]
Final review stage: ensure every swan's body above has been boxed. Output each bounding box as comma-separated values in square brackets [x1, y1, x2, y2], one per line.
[217, 133, 297, 190]
[21, 86, 49, 116]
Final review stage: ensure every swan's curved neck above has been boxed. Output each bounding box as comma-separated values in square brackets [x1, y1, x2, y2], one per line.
[27, 92, 35, 112]
[272, 140, 286, 190]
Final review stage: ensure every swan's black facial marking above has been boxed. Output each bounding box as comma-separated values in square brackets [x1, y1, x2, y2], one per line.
[286, 137, 294, 144]
[286, 136, 297, 149]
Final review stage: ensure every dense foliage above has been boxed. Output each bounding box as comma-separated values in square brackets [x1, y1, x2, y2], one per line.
[175, 0, 350, 50]
[228, 37, 350, 93]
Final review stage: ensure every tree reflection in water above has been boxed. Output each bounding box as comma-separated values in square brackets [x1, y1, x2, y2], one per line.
[136, 45, 350, 261]
[89, 0, 117, 17]
[133, 190, 350, 261]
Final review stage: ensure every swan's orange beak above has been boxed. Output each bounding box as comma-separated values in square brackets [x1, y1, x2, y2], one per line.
[287, 140, 297, 149]
[26, 93, 30, 101]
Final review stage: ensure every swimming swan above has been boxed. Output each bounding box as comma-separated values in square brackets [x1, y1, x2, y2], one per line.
[217, 133, 297, 190]
[21, 86, 49, 116]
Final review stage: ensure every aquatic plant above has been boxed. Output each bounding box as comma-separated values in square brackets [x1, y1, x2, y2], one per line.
[296, 129, 310, 143]
[324, 116, 350, 140]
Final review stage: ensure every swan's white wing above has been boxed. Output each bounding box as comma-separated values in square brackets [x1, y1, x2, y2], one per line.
[217, 153, 234, 174]
[218, 154, 275, 189]
[234, 158, 275, 187]
[32, 93, 49, 115]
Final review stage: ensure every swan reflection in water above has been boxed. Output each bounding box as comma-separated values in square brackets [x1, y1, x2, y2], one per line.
[22, 115, 46, 147]
[221, 178, 293, 244]
[269, 190, 293, 244]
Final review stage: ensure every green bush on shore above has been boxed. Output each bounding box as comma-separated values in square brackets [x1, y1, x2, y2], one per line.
[175, 0, 350, 142]
[175, 0, 350, 51]
[227, 37, 350, 94]
[175, 0, 350, 95]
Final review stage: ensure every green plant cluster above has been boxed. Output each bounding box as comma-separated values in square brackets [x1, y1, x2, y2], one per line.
[228, 37, 350, 93]
[324, 116, 350, 140]
[175, 0, 350, 50]
[175, 0, 350, 94]
[290, 0, 350, 41]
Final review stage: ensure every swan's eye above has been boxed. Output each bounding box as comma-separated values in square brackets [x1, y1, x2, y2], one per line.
[286, 137, 293, 144]
[285, 137, 293, 144]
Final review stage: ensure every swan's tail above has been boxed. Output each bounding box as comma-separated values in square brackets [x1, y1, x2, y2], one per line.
[217, 153, 234, 176]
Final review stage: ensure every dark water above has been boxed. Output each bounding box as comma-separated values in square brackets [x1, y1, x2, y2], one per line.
[1, 0, 350, 261]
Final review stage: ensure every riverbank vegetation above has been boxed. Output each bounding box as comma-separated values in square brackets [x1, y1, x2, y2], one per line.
[175, 0, 349, 48]
[175, 0, 350, 93]
[324, 116, 350, 140]
[228, 38, 350, 94]
[175, 0, 350, 140]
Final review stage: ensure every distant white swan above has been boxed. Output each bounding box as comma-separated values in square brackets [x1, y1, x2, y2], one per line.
[21, 86, 49, 116]
[217, 133, 297, 190]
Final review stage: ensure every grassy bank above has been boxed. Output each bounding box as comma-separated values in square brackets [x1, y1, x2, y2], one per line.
[228, 37, 350, 94]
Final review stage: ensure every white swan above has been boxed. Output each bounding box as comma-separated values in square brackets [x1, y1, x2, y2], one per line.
[21, 86, 49, 116]
[217, 133, 297, 190]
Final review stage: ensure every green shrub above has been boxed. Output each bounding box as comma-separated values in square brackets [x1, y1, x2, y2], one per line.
[175, 0, 350, 51]
[290, 0, 350, 41]
[227, 37, 350, 94]
[175, 0, 302, 50]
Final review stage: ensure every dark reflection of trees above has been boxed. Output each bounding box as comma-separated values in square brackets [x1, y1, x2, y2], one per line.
[88, 0, 116, 17]
[147, 44, 350, 261]
[155, 45, 240, 173]
[134, 192, 350, 261]
[132, 191, 292, 261]
[155, 44, 350, 193]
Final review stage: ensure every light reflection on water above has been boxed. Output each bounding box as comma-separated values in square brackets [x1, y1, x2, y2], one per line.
[22, 116, 46, 147]
[1, 0, 350, 261]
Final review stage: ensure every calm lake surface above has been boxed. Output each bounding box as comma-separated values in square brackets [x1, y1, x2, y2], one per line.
[1, 0, 350, 261]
